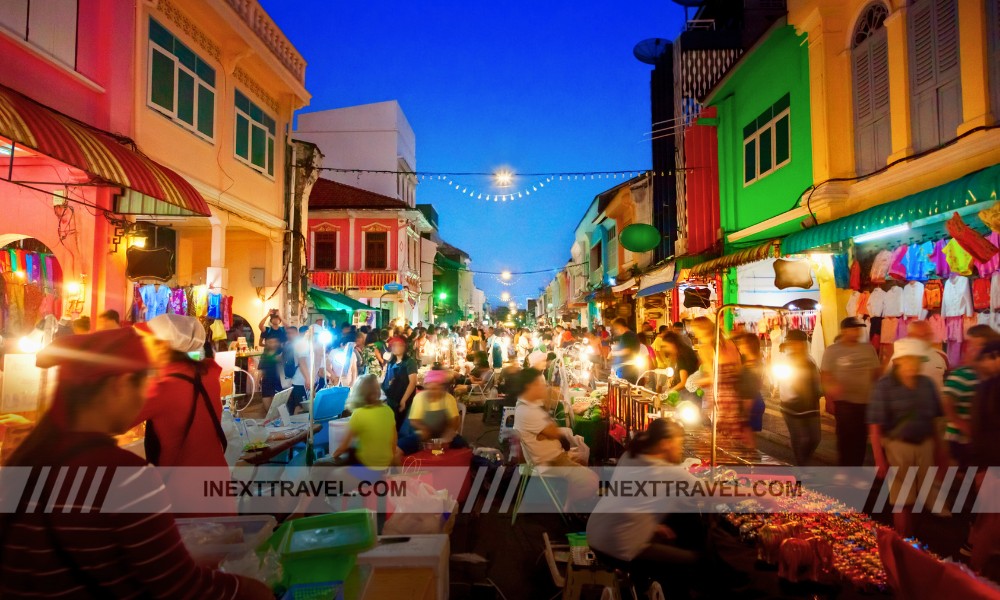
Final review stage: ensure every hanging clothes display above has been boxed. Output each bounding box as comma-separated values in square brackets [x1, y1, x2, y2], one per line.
[168, 288, 188, 315]
[973, 231, 1000, 276]
[139, 283, 171, 320]
[930, 240, 952, 278]
[0, 248, 63, 337]
[943, 239, 974, 276]
[942, 275, 974, 318]
[849, 259, 862, 290]
[207, 292, 222, 319]
[946, 213, 1000, 264]
[869, 250, 894, 283]
[903, 241, 936, 281]
[901, 281, 926, 319]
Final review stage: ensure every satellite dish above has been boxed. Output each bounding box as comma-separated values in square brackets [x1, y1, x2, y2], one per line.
[670, 0, 705, 6]
[633, 38, 671, 65]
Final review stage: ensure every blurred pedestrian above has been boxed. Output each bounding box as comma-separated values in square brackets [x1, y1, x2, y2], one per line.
[822, 317, 881, 466]
[776, 330, 822, 465]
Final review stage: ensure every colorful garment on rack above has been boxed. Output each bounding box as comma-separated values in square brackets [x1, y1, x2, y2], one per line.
[139, 284, 171, 320]
[930, 240, 952, 278]
[946, 212, 1000, 264]
[881, 317, 900, 344]
[856, 291, 871, 316]
[926, 314, 946, 344]
[0, 250, 10, 272]
[849, 259, 861, 291]
[833, 254, 851, 289]
[222, 296, 233, 330]
[870, 250, 894, 283]
[923, 280, 943, 311]
[191, 287, 209, 317]
[868, 288, 888, 317]
[972, 278, 992, 311]
[207, 292, 222, 319]
[945, 316, 965, 367]
[974, 231, 1000, 276]
[846, 291, 862, 317]
[902, 281, 925, 318]
[888, 247, 908, 280]
[993, 272, 1000, 311]
[168, 288, 188, 315]
[942, 275, 974, 318]
[883, 286, 903, 317]
[902, 241, 935, 281]
[943, 239, 974, 276]
[131, 283, 145, 323]
[25, 253, 40, 284]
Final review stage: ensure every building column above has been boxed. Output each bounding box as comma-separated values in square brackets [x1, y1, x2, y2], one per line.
[957, 0, 994, 133]
[207, 213, 229, 293]
[885, 7, 915, 162]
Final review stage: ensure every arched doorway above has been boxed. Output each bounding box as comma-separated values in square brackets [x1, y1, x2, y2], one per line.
[0, 236, 66, 338]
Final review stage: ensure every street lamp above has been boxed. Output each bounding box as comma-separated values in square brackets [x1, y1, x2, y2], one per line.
[494, 169, 513, 187]
[500, 292, 510, 302]
[439, 292, 447, 300]
[501, 270, 512, 281]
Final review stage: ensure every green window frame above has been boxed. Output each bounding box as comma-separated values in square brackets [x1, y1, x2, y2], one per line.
[147, 18, 215, 140]
[742, 93, 791, 186]
[234, 89, 276, 177]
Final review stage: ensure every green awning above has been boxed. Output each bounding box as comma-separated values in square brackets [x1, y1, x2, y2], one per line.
[308, 287, 372, 313]
[434, 253, 467, 271]
[783, 164, 1000, 255]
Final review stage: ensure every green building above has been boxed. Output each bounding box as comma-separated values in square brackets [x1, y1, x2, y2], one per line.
[705, 21, 813, 247]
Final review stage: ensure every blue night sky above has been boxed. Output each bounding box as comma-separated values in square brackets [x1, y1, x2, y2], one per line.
[261, 1, 685, 308]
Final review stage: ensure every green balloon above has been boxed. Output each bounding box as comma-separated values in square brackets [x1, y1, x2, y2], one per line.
[619, 223, 661, 253]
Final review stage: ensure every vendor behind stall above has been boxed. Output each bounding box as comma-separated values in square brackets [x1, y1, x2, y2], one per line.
[587, 418, 703, 590]
[399, 369, 468, 454]
[0, 329, 271, 599]
[135, 314, 227, 469]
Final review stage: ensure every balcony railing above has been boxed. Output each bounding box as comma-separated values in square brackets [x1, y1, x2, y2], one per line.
[309, 271, 419, 292]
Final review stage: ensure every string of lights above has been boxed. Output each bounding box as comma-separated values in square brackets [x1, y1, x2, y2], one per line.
[422, 260, 587, 275]
[309, 166, 681, 178]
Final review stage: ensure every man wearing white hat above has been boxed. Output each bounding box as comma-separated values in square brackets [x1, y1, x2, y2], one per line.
[868, 337, 945, 536]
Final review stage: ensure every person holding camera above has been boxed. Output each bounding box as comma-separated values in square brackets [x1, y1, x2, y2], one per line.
[259, 308, 287, 345]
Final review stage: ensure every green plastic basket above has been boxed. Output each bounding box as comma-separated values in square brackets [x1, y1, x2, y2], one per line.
[264, 510, 377, 587]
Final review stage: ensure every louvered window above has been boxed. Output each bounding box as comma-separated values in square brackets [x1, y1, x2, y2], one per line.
[990, 0, 1000, 118]
[908, 0, 962, 152]
[314, 232, 337, 270]
[852, 3, 891, 175]
[364, 232, 388, 270]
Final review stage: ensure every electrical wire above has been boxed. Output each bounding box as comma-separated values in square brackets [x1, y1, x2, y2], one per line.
[423, 260, 588, 275]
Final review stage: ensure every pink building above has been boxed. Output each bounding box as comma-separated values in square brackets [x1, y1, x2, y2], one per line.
[307, 178, 432, 322]
[0, 0, 309, 344]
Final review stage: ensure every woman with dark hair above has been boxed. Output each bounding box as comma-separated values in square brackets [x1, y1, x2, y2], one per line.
[382, 336, 419, 430]
[0, 329, 271, 599]
[135, 314, 227, 469]
[361, 328, 385, 378]
[587, 418, 703, 588]
[660, 331, 700, 396]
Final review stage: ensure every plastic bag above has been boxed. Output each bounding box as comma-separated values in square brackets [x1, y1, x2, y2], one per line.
[220, 548, 283, 588]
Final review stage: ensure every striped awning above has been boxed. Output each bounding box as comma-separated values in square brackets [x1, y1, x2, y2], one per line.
[690, 239, 780, 276]
[0, 84, 210, 216]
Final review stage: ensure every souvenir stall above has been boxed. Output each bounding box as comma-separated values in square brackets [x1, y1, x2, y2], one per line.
[0, 239, 65, 338]
[635, 262, 674, 331]
[796, 212, 1000, 366]
[130, 282, 236, 346]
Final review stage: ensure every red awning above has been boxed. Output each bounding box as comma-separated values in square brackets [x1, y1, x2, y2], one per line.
[0, 84, 210, 216]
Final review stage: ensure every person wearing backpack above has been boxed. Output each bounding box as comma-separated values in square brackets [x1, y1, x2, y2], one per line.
[135, 314, 228, 469]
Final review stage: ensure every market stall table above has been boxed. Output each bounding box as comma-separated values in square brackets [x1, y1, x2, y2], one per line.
[235, 423, 322, 466]
[404, 446, 475, 504]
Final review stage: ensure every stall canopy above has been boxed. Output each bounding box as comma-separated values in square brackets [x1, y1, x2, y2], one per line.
[0, 84, 211, 216]
[782, 164, 1000, 255]
[636, 262, 676, 298]
[690, 239, 781, 276]
[309, 287, 372, 313]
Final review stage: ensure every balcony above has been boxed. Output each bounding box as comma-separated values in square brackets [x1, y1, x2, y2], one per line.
[309, 271, 419, 292]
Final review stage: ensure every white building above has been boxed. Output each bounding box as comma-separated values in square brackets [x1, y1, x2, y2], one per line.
[294, 100, 417, 205]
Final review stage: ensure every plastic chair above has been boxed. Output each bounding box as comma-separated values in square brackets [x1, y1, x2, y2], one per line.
[467, 370, 495, 403]
[457, 401, 467, 436]
[510, 440, 568, 526]
[306, 387, 349, 455]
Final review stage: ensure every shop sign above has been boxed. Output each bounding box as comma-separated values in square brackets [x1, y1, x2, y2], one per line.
[383, 282, 404, 293]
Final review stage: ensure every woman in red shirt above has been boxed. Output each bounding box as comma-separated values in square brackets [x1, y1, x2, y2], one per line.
[0, 329, 270, 599]
[136, 314, 228, 469]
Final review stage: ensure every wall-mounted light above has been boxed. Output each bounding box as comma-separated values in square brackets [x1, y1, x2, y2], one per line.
[853, 223, 910, 244]
[129, 234, 147, 248]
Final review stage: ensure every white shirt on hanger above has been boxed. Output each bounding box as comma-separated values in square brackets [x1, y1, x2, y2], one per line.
[846, 291, 861, 317]
[867, 287, 887, 318]
[942, 275, 974, 318]
[901, 281, 926, 319]
[882, 286, 903, 317]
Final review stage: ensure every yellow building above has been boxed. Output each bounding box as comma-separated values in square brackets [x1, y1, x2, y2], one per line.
[128, 0, 310, 326]
[778, 0, 1000, 225]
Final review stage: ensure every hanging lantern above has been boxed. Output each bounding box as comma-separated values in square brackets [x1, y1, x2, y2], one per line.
[619, 223, 661, 253]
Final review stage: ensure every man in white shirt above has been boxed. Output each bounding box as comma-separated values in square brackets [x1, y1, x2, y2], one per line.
[513, 368, 598, 511]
